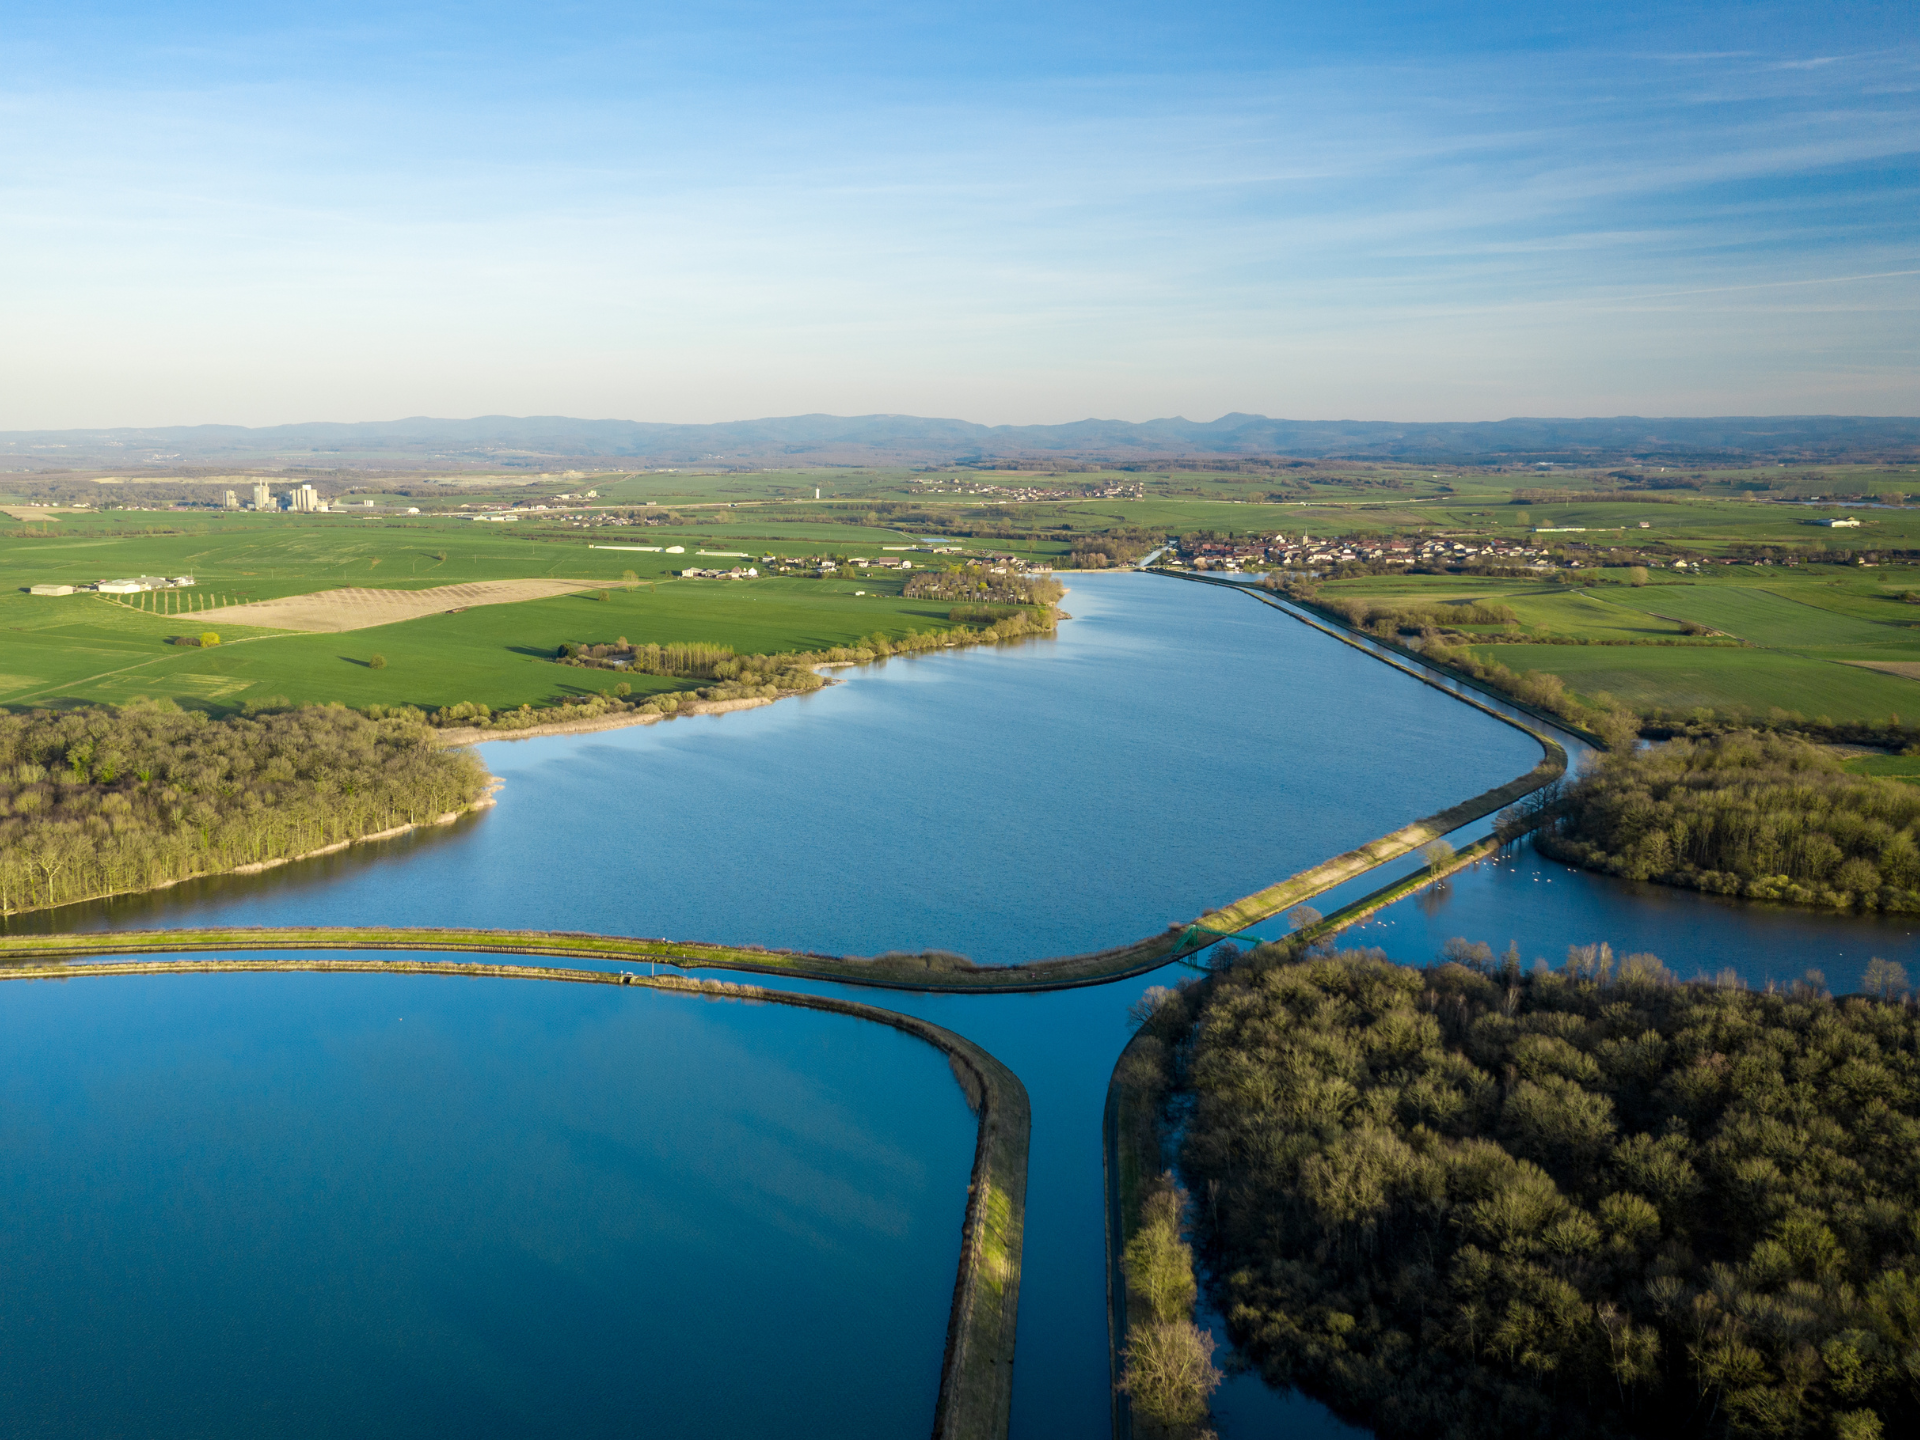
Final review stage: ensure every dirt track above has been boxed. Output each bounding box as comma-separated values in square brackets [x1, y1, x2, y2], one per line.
[200, 579, 603, 632]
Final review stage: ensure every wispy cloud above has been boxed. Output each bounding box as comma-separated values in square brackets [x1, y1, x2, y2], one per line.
[1, 3, 1914, 424]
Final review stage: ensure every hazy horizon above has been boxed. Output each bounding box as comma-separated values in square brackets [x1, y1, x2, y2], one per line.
[10, 405, 1920, 437]
[6, 2, 1913, 430]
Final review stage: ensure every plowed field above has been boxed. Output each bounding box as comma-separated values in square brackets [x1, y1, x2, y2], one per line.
[202, 579, 603, 632]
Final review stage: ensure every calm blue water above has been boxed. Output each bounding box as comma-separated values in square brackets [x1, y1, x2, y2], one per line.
[1347, 835, 1920, 995]
[27, 573, 1881, 1439]
[13, 575, 1544, 1439]
[0, 970, 974, 1439]
[41, 575, 1542, 962]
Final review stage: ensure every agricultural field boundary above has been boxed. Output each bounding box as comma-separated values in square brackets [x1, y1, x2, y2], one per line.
[200, 579, 607, 632]
[0, 956, 1029, 1440]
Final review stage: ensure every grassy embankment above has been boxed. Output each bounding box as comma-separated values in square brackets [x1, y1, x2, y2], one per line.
[0, 956, 1029, 1440]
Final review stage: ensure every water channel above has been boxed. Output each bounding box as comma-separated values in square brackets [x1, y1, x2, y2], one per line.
[9, 572, 1911, 1437]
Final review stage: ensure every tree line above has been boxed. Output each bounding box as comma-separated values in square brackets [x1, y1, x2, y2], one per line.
[0, 701, 488, 915]
[1069, 527, 1161, 567]
[430, 609, 1062, 733]
[904, 565, 1065, 606]
[1263, 578, 1642, 745]
[1542, 733, 1920, 912]
[1162, 943, 1920, 1440]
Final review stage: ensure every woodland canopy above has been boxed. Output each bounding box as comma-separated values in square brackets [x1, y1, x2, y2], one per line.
[0, 701, 487, 915]
[904, 565, 1064, 607]
[1173, 947, 1920, 1440]
[1543, 734, 1920, 912]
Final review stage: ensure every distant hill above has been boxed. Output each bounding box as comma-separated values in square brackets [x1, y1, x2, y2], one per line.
[6, 411, 1918, 470]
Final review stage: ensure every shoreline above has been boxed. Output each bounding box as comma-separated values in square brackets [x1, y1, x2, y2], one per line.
[433, 694, 783, 746]
[1, 578, 1565, 964]
[433, 605, 1070, 747]
[0, 790, 502, 920]
[233, 784, 503, 872]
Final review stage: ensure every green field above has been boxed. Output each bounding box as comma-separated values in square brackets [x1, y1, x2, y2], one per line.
[1458, 642, 1916, 722]
[1, 515, 985, 713]
[1610, 583, 1914, 652]
[1839, 751, 1920, 782]
[1313, 567, 1920, 724]
[12, 458, 1920, 726]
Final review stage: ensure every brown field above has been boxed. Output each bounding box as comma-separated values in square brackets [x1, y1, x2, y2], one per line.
[1845, 660, 1920, 681]
[200, 579, 604, 633]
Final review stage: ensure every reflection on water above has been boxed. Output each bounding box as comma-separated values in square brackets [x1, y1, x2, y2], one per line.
[0, 815, 486, 936]
[28, 576, 1540, 965]
[12, 576, 1546, 1440]
[0, 971, 975, 1439]
[1351, 836, 1920, 995]
[28, 575, 1871, 1439]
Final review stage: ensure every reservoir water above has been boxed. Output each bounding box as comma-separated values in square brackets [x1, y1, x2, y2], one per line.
[34, 573, 1540, 960]
[1348, 834, 1920, 993]
[0, 969, 975, 1439]
[12, 574, 1906, 1437]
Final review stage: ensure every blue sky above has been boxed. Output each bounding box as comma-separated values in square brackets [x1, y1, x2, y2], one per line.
[3, 2, 1915, 427]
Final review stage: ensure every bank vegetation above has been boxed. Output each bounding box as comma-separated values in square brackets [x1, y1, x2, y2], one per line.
[427, 606, 1061, 735]
[905, 566, 1065, 607]
[1261, 578, 1642, 746]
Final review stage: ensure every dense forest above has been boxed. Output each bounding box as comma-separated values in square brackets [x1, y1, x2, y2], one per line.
[1167, 947, 1920, 1440]
[0, 702, 488, 915]
[1543, 734, 1920, 912]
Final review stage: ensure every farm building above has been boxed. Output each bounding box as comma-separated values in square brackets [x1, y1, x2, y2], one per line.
[92, 575, 195, 594]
